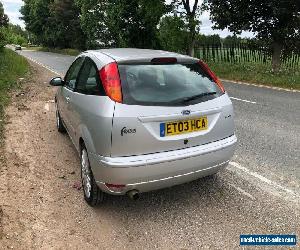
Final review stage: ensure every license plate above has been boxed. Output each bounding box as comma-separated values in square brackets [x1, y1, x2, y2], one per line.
[160, 117, 208, 137]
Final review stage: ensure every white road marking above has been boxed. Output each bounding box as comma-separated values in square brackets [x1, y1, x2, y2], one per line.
[228, 161, 300, 201]
[21, 54, 63, 76]
[228, 183, 255, 200]
[221, 78, 300, 93]
[230, 97, 257, 104]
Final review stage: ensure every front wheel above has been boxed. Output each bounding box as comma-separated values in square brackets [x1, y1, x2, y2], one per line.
[81, 145, 105, 206]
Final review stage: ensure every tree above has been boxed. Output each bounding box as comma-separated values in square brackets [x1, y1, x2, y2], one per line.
[76, 0, 168, 49]
[20, 0, 51, 45]
[223, 35, 240, 46]
[110, 0, 167, 48]
[171, 0, 202, 56]
[0, 1, 9, 48]
[4, 24, 28, 45]
[196, 34, 221, 46]
[205, 0, 300, 71]
[158, 15, 188, 53]
[75, 0, 113, 48]
[21, 0, 85, 49]
[0, 1, 9, 27]
[46, 0, 85, 49]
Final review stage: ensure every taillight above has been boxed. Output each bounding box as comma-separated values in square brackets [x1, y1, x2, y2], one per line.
[151, 57, 177, 64]
[99, 62, 122, 103]
[198, 60, 225, 93]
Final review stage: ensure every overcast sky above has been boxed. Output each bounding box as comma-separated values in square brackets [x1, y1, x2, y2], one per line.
[2, 0, 254, 38]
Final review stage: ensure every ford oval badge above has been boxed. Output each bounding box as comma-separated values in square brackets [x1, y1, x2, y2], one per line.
[181, 110, 191, 115]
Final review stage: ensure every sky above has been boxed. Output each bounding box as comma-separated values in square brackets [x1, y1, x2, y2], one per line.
[2, 0, 24, 28]
[2, 0, 254, 38]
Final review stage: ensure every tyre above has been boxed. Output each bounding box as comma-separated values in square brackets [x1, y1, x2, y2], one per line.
[80, 145, 105, 206]
[56, 106, 66, 133]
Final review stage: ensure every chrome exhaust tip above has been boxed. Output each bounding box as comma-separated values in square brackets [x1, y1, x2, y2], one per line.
[127, 190, 139, 200]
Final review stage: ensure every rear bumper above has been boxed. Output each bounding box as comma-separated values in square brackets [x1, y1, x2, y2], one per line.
[89, 134, 237, 194]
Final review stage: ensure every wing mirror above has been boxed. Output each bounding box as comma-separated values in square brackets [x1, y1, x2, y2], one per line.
[50, 77, 64, 86]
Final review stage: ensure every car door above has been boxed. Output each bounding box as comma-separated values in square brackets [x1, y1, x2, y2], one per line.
[69, 57, 114, 156]
[59, 56, 85, 140]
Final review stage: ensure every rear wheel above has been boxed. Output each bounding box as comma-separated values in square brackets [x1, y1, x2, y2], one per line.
[56, 105, 66, 133]
[80, 145, 105, 206]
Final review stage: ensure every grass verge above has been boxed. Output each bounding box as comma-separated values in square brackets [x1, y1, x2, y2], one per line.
[0, 48, 29, 143]
[36, 47, 81, 56]
[208, 61, 300, 90]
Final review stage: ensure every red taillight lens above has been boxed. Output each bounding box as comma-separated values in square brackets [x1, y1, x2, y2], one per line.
[198, 60, 225, 93]
[99, 62, 122, 103]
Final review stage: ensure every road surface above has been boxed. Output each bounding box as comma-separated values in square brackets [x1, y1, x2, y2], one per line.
[1, 49, 298, 249]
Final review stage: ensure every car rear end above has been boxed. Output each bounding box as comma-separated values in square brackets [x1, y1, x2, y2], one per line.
[15, 45, 21, 51]
[88, 49, 237, 195]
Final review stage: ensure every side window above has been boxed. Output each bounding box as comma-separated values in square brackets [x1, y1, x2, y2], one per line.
[76, 58, 105, 96]
[65, 57, 85, 90]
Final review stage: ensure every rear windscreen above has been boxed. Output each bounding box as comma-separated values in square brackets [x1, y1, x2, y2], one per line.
[118, 63, 223, 106]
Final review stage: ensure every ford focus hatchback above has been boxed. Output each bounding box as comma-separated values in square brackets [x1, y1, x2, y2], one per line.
[50, 48, 237, 206]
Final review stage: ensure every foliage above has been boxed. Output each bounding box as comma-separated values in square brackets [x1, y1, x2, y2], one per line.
[158, 15, 188, 53]
[1, 24, 28, 46]
[47, 0, 85, 49]
[0, 1, 8, 27]
[170, 0, 202, 56]
[209, 61, 300, 90]
[21, 0, 85, 49]
[0, 49, 28, 142]
[0, 29, 5, 48]
[75, 0, 112, 49]
[0, 1, 8, 48]
[111, 0, 167, 48]
[20, 0, 50, 45]
[76, 0, 168, 49]
[205, 0, 300, 71]
[196, 34, 221, 46]
[37, 47, 80, 56]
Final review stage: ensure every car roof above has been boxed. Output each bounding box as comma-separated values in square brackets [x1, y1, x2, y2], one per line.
[88, 48, 198, 64]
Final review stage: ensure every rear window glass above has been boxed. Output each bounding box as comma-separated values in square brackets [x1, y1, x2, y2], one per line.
[118, 63, 223, 106]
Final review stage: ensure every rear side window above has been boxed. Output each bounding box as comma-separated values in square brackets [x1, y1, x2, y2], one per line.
[118, 63, 223, 106]
[76, 58, 105, 96]
[65, 57, 85, 90]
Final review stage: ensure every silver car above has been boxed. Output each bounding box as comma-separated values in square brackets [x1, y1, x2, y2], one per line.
[50, 48, 237, 206]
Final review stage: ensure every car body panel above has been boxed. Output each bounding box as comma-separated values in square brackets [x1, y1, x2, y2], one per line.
[88, 51, 115, 69]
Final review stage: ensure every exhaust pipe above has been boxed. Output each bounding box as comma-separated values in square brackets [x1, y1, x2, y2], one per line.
[127, 190, 139, 200]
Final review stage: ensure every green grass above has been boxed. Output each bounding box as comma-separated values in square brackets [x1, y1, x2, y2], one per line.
[25, 46, 81, 56]
[0, 48, 29, 143]
[36, 47, 81, 56]
[207, 61, 300, 90]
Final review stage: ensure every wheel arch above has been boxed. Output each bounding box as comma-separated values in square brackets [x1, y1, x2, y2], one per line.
[77, 124, 96, 154]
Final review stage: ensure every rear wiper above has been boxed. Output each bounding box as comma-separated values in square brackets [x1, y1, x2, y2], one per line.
[174, 92, 217, 103]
